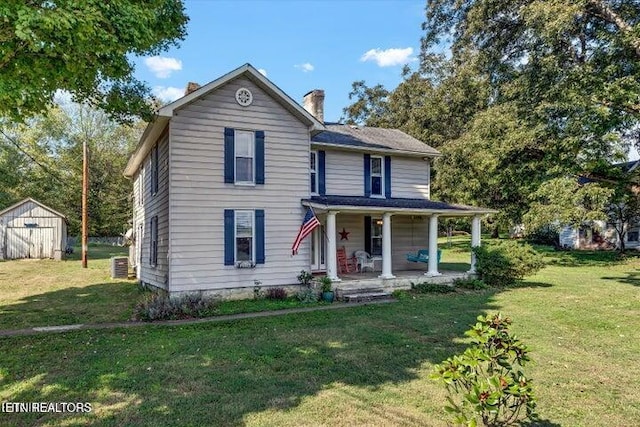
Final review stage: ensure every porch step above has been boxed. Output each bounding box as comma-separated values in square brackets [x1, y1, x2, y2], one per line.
[336, 287, 393, 303]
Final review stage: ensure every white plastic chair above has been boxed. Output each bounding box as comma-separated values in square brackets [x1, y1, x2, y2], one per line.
[354, 250, 375, 272]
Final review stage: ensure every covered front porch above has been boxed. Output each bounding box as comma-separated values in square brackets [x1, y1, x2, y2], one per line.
[303, 195, 496, 285]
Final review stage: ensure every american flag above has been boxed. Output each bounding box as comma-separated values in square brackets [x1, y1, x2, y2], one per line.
[292, 207, 321, 255]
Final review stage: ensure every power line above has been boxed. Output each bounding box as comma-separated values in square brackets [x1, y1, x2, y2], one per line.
[0, 127, 65, 184]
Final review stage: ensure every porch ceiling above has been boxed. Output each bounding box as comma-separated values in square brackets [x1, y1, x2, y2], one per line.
[302, 195, 496, 216]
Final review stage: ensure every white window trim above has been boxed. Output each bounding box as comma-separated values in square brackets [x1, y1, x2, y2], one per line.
[234, 210, 256, 264]
[310, 150, 318, 195]
[234, 130, 256, 185]
[370, 155, 384, 198]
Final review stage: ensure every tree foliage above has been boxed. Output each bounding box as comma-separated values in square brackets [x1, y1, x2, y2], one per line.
[0, 0, 188, 123]
[0, 103, 143, 236]
[342, 1, 640, 231]
[524, 177, 612, 233]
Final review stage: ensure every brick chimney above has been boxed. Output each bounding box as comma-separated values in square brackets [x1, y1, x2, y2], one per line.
[185, 82, 201, 95]
[303, 89, 325, 123]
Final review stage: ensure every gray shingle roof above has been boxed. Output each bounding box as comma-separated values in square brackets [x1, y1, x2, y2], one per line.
[312, 124, 440, 156]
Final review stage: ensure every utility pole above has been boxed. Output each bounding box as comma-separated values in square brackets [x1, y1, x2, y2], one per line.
[82, 139, 88, 268]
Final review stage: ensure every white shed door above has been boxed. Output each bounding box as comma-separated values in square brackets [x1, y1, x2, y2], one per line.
[6, 227, 54, 259]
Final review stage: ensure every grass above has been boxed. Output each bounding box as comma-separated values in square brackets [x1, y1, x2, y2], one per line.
[0, 244, 139, 329]
[0, 237, 639, 425]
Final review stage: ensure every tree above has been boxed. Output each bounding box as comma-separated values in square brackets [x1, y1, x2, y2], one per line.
[524, 177, 613, 242]
[0, 103, 143, 236]
[0, 1, 188, 123]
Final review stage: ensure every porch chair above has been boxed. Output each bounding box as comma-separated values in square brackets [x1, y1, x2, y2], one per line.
[354, 250, 376, 272]
[406, 249, 442, 263]
[336, 247, 357, 274]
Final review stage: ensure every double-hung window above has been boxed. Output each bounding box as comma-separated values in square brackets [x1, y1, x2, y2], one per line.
[310, 151, 318, 194]
[235, 130, 254, 184]
[224, 209, 265, 266]
[370, 156, 383, 196]
[235, 210, 254, 262]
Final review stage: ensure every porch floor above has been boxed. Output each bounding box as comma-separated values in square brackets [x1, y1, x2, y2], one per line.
[335, 269, 471, 295]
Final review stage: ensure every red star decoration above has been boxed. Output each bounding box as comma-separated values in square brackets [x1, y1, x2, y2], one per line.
[339, 228, 350, 240]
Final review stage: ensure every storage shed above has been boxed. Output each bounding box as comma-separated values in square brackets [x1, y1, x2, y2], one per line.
[0, 198, 67, 260]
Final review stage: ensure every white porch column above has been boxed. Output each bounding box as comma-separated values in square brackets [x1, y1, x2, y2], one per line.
[468, 215, 482, 273]
[326, 210, 340, 282]
[425, 214, 441, 277]
[379, 212, 395, 279]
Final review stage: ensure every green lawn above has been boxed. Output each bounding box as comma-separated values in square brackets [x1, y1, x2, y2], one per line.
[0, 244, 139, 329]
[1, 239, 639, 426]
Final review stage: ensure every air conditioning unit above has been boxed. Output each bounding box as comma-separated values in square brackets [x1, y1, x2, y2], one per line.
[111, 256, 129, 279]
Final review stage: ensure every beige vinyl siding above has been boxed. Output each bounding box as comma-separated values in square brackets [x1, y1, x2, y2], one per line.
[324, 150, 365, 196]
[391, 157, 431, 199]
[169, 77, 310, 292]
[323, 149, 430, 199]
[132, 133, 169, 290]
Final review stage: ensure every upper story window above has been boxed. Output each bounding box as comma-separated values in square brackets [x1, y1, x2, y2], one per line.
[235, 130, 255, 184]
[371, 156, 383, 197]
[310, 151, 318, 194]
[224, 128, 264, 185]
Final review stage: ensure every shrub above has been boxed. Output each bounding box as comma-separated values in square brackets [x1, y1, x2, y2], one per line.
[134, 293, 218, 321]
[265, 287, 288, 300]
[319, 276, 332, 293]
[430, 313, 537, 426]
[411, 282, 457, 294]
[296, 287, 318, 303]
[473, 241, 544, 286]
[453, 277, 489, 290]
[297, 270, 314, 286]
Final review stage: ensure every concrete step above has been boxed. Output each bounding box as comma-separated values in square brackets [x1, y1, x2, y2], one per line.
[336, 287, 393, 303]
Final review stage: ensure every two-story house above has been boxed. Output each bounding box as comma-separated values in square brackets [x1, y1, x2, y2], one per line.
[124, 64, 494, 297]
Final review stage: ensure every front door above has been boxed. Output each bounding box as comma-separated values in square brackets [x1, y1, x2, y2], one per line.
[310, 225, 326, 272]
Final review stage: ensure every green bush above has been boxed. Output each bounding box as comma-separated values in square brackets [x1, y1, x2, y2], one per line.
[430, 313, 537, 426]
[134, 293, 218, 321]
[296, 287, 318, 303]
[473, 241, 544, 286]
[453, 277, 489, 290]
[411, 282, 457, 294]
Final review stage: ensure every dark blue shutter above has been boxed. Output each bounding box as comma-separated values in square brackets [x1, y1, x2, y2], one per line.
[255, 210, 265, 264]
[318, 150, 326, 196]
[384, 155, 391, 198]
[364, 216, 372, 254]
[224, 128, 235, 183]
[224, 209, 235, 265]
[364, 154, 371, 197]
[255, 131, 265, 185]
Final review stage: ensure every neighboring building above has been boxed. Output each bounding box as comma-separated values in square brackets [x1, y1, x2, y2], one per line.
[124, 64, 494, 297]
[560, 162, 640, 250]
[0, 198, 67, 260]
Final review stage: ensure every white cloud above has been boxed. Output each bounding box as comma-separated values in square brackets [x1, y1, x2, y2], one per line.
[152, 86, 184, 102]
[144, 56, 183, 78]
[295, 63, 314, 72]
[258, 68, 268, 77]
[360, 47, 415, 67]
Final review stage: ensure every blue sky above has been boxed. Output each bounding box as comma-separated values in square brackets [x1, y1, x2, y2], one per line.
[132, 0, 428, 123]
